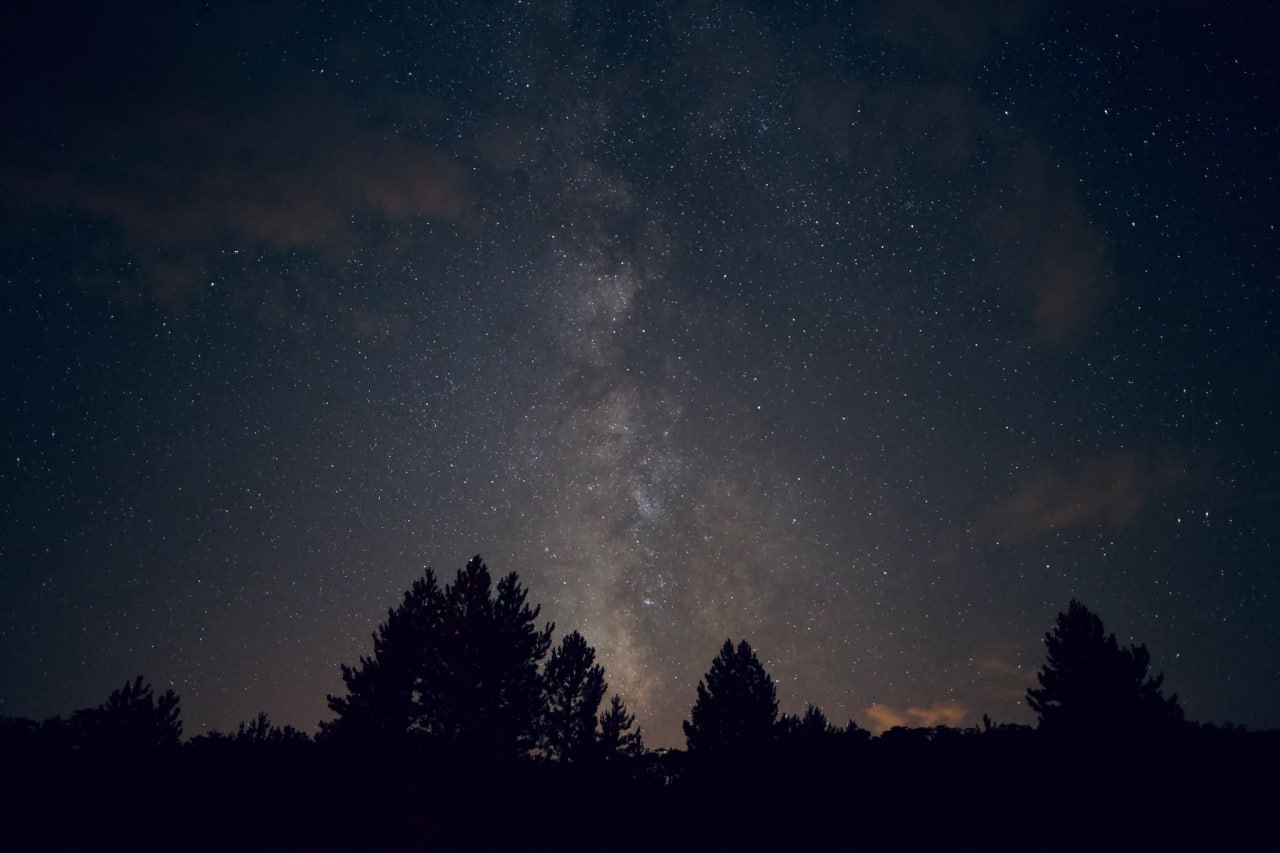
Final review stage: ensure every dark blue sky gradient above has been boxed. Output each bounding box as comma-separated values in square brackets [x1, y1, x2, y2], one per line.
[2, 0, 1277, 746]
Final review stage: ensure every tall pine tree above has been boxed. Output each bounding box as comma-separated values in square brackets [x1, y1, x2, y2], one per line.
[323, 556, 553, 758]
[541, 630, 607, 762]
[598, 694, 644, 759]
[683, 639, 778, 755]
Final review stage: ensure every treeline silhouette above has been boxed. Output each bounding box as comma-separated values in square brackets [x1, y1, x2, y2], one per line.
[2, 556, 1275, 850]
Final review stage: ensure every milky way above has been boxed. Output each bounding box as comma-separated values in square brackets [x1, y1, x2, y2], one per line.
[2, 1, 1277, 746]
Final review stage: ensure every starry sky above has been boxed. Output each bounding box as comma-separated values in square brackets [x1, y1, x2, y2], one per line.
[2, 0, 1278, 747]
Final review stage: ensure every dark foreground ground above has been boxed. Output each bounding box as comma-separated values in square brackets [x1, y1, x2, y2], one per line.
[3, 724, 1277, 851]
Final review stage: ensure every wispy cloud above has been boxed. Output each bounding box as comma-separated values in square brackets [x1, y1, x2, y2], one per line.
[3, 89, 472, 316]
[870, 0, 1043, 64]
[792, 7, 1107, 346]
[979, 451, 1194, 543]
[980, 145, 1112, 343]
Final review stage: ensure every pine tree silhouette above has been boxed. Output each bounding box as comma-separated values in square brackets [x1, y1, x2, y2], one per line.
[1027, 599, 1183, 740]
[683, 639, 778, 755]
[324, 555, 553, 758]
[598, 694, 644, 760]
[541, 630, 607, 762]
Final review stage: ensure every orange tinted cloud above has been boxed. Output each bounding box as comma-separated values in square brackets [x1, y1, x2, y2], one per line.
[866, 701, 968, 734]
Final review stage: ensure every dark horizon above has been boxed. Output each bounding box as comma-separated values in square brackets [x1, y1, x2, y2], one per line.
[2, 0, 1278, 749]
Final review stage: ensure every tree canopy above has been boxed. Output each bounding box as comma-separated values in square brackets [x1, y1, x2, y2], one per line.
[1027, 599, 1183, 740]
[324, 555, 554, 758]
[683, 639, 778, 755]
[72, 675, 183, 753]
[541, 630, 607, 762]
[597, 694, 644, 760]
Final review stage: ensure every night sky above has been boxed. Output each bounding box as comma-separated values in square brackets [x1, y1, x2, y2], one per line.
[2, 0, 1278, 748]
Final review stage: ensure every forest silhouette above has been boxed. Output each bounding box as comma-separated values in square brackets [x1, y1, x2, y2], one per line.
[3, 556, 1275, 850]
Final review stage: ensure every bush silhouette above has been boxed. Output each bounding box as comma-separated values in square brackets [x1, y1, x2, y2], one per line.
[72, 675, 182, 753]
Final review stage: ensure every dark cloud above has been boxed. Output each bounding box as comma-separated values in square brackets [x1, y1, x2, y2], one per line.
[980, 451, 1195, 543]
[792, 72, 1110, 343]
[980, 146, 1113, 343]
[871, 0, 1043, 64]
[971, 645, 1037, 713]
[3, 90, 472, 312]
[793, 77, 984, 176]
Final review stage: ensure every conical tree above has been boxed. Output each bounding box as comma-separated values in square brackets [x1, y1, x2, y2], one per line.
[683, 639, 778, 755]
[324, 556, 553, 758]
[541, 630, 607, 762]
[1027, 599, 1183, 740]
[598, 694, 644, 759]
[324, 570, 443, 745]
